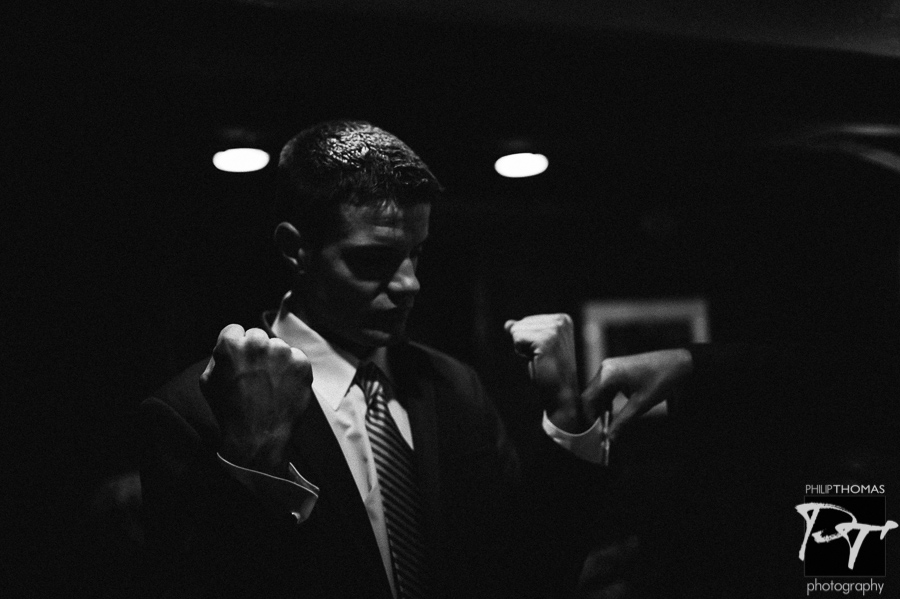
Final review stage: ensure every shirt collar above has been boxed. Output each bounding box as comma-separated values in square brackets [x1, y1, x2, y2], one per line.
[270, 293, 391, 411]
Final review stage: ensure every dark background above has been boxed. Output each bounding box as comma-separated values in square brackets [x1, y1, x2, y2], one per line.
[9, 0, 900, 596]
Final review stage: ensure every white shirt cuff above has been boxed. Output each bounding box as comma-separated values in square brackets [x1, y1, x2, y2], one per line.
[542, 412, 608, 465]
[218, 454, 320, 524]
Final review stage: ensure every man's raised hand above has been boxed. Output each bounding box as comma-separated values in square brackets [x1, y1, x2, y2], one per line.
[504, 314, 587, 433]
[200, 324, 313, 474]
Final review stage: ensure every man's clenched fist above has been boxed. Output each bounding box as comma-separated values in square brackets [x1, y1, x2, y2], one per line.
[200, 324, 313, 474]
[504, 313, 586, 433]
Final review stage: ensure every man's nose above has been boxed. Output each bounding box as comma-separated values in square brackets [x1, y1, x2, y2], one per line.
[388, 257, 420, 296]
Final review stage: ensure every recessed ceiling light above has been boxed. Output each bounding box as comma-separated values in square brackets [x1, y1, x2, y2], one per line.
[494, 152, 549, 178]
[213, 148, 270, 173]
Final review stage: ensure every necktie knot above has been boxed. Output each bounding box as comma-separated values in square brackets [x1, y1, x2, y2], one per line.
[355, 361, 388, 409]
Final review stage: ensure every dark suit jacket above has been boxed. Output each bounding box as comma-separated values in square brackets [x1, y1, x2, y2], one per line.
[140, 337, 606, 599]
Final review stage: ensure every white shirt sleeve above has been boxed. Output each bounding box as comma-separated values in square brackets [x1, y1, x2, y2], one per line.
[542, 412, 608, 465]
[217, 454, 320, 524]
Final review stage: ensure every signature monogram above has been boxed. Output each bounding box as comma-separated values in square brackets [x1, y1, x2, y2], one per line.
[796, 502, 897, 570]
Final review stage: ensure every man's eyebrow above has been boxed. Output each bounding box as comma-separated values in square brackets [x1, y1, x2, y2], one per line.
[343, 244, 397, 252]
[345, 236, 428, 248]
[345, 240, 404, 247]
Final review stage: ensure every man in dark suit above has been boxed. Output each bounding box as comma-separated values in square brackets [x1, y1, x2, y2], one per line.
[139, 121, 605, 599]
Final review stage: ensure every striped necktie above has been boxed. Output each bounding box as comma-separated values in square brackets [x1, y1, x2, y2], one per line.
[356, 362, 428, 599]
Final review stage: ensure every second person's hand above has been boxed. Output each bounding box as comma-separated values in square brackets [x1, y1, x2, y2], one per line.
[580, 349, 693, 442]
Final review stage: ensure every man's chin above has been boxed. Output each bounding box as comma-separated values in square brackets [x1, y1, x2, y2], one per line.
[320, 321, 408, 357]
[359, 327, 407, 348]
[335, 324, 407, 355]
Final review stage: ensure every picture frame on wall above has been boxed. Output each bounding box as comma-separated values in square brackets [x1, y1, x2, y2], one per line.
[581, 298, 710, 416]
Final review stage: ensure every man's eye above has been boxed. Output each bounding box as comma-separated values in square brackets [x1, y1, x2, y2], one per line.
[345, 250, 400, 278]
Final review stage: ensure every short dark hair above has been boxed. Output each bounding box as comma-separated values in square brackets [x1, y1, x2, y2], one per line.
[273, 120, 443, 247]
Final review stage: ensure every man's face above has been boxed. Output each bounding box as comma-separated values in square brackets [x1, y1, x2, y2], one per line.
[303, 202, 430, 357]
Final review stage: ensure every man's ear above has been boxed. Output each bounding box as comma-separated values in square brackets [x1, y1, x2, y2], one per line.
[274, 222, 309, 274]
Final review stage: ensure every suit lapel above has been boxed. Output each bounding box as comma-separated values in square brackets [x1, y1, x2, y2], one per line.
[288, 394, 392, 598]
[265, 308, 380, 561]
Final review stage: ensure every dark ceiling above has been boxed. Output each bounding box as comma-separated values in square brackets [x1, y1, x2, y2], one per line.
[152, 0, 900, 57]
[23, 0, 900, 206]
